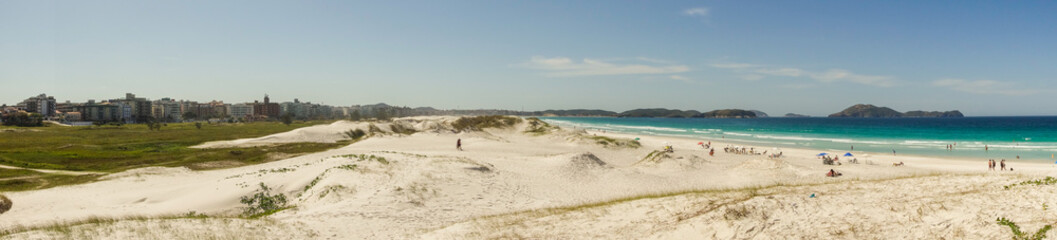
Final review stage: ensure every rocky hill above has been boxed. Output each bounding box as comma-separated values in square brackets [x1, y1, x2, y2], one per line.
[696, 109, 758, 118]
[828, 104, 963, 118]
[903, 110, 964, 118]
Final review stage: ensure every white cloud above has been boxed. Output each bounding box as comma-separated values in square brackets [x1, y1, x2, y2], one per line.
[637, 57, 676, 64]
[683, 7, 709, 17]
[521, 56, 690, 77]
[756, 68, 805, 77]
[810, 69, 897, 87]
[740, 74, 764, 81]
[933, 78, 1040, 96]
[710, 62, 897, 87]
[709, 63, 758, 69]
[669, 75, 689, 80]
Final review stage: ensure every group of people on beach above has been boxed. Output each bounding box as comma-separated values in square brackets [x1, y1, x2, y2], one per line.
[821, 155, 841, 165]
[988, 159, 1009, 171]
[724, 146, 766, 156]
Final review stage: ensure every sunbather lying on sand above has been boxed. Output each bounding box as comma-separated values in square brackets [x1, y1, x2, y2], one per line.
[826, 169, 843, 177]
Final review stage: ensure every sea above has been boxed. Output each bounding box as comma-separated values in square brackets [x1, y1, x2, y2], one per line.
[542, 116, 1057, 163]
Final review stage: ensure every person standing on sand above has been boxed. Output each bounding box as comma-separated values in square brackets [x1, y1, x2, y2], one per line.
[457, 138, 463, 151]
[892, 149, 896, 155]
[1000, 159, 1006, 171]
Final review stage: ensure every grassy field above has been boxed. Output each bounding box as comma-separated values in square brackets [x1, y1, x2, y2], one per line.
[0, 121, 346, 191]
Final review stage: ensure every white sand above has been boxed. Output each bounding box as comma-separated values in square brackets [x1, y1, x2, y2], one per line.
[2, 116, 1055, 239]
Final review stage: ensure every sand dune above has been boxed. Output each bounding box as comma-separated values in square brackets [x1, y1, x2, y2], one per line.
[2, 116, 1055, 239]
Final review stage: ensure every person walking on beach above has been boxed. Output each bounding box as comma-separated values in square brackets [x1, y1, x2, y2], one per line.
[1000, 159, 1006, 171]
[892, 149, 896, 156]
[457, 138, 463, 151]
[989, 159, 995, 171]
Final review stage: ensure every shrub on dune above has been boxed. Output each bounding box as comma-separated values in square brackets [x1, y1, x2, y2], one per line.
[0, 194, 11, 214]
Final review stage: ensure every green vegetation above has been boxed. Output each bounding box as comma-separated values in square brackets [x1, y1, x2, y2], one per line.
[1, 112, 44, 127]
[0, 121, 344, 191]
[343, 129, 367, 140]
[524, 117, 559, 135]
[996, 217, 1052, 240]
[634, 150, 669, 165]
[280, 113, 294, 126]
[0, 193, 11, 214]
[389, 124, 417, 135]
[1004, 176, 1057, 190]
[241, 182, 289, 218]
[0, 168, 102, 191]
[451, 115, 522, 132]
[335, 153, 389, 165]
[588, 135, 641, 148]
[335, 164, 358, 171]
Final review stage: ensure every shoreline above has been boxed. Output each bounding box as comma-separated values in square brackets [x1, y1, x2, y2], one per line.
[565, 123, 1057, 176]
[542, 116, 1057, 162]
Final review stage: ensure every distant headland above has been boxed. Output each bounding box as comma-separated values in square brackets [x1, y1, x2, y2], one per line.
[828, 104, 963, 118]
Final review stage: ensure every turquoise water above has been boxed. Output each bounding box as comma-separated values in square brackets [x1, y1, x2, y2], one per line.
[543, 117, 1057, 162]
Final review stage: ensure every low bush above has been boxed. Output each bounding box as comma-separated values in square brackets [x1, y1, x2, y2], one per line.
[1004, 176, 1057, 190]
[389, 124, 417, 135]
[344, 129, 367, 140]
[0, 194, 11, 214]
[996, 217, 1052, 240]
[452, 115, 522, 132]
[240, 183, 288, 217]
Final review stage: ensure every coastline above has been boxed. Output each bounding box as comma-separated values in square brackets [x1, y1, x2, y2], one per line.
[1, 116, 1055, 239]
[564, 122, 1056, 176]
[543, 116, 1057, 162]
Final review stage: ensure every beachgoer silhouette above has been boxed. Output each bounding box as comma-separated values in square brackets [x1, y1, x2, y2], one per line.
[457, 138, 463, 151]
[1000, 159, 1006, 171]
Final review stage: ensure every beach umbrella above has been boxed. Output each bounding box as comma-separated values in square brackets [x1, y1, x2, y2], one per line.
[817, 153, 828, 156]
[698, 142, 704, 145]
[844, 152, 854, 157]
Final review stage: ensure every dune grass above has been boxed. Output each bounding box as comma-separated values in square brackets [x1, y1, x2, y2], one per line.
[0, 121, 346, 191]
[451, 115, 522, 132]
[587, 135, 641, 149]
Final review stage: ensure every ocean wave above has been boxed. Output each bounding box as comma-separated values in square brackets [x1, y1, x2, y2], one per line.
[615, 125, 689, 132]
[724, 132, 754, 137]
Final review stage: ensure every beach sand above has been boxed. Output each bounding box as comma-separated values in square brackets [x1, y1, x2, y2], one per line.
[1, 116, 1054, 239]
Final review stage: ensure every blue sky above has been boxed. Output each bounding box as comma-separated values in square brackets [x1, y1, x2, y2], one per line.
[2, 1, 1056, 116]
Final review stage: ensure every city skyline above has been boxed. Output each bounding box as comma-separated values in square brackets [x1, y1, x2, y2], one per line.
[3, 1, 1057, 116]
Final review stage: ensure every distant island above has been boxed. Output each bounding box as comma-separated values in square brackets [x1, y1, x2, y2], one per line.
[828, 104, 963, 118]
[784, 113, 810, 118]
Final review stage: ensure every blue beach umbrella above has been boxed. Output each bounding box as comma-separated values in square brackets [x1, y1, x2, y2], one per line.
[844, 152, 854, 157]
[817, 153, 828, 156]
